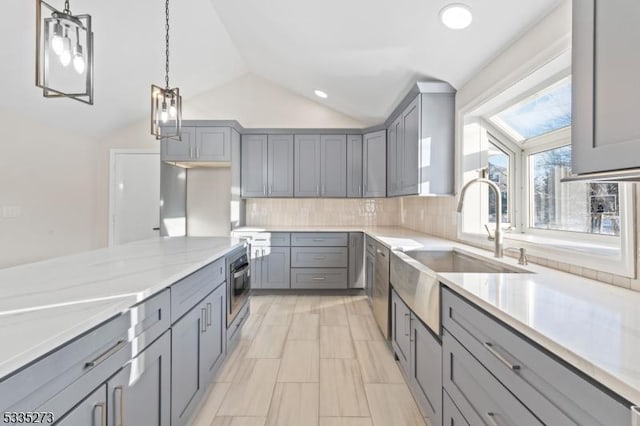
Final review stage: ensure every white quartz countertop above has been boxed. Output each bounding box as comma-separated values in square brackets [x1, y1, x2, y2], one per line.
[234, 225, 640, 406]
[0, 236, 243, 380]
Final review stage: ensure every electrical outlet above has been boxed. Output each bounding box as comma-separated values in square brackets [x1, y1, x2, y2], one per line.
[3, 206, 21, 218]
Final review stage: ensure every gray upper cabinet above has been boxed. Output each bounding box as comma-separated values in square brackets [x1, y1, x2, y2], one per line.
[294, 135, 322, 197]
[268, 135, 294, 197]
[387, 84, 455, 196]
[572, 0, 640, 175]
[162, 127, 231, 163]
[161, 127, 196, 162]
[241, 134, 268, 198]
[107, 331, 171, 426]
[195, 127, 231, 162]
[347, 135, 363, 198]
[363, 130, 387, 197]
[320, 135, 347, 197]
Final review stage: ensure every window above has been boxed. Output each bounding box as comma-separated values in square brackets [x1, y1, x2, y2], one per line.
[460, 60, 635, 277]
[529, 146, 620, 236]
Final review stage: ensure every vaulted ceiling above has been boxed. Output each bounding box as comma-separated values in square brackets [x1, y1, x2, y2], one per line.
[0, 0, 563, 138]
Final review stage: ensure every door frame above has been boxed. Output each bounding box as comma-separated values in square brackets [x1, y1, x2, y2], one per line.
[108, 148, 160, 247]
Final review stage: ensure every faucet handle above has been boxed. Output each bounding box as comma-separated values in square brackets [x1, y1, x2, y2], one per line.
[484, 224, 495, 241]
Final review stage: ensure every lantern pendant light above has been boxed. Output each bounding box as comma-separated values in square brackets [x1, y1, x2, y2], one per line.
[151, 0, 182, 140]
[35, 0, 94, 104]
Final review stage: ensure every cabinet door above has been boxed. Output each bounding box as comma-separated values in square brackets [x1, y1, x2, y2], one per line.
[161, 127, 195, 162]
[268, 135, 294, 197]
[261, 246, 291, 289]
[201, 284, 227, 382]
[56, 384, 107, 426]
[107, 332, 171, 426]
[573, 0, 640, 174]
[400, 97, 420, 195]
[320, 135, 347, 197]
[387, 118, 402, 197]
[195, 127, 231, 162]
[349, 233, 364, 289]
[363, 130, 387, 197]
[347, 135, 363, 198]
[171, 301, 207, 426]
[294, 135, 321, 197]
[410, 314, 442, 426]
[250, 246, 263, 289]
[241, 134, 268, 198]
[391, 291, 411, 375]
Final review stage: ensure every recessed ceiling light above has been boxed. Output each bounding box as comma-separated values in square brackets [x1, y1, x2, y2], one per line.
[314, 90, 328, 99]
[440, 4, 473, 30]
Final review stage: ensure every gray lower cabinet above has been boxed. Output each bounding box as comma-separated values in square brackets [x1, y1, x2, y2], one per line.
[572, 0, 640, 175]
[365, 236, 376, 301]
[241, 134, 268, 198]
[410, 314, 442, 426]
[171, 283, 226, 426]
[347, 135, 363, 197]
[56, 384, 107, 426]
[442, 287, 632, 425]
[443, 390, 469, 426]
[363, 130, 387, 197]
[348, 232, 364, 289]
[391, 290, 411, 381]
[251, 246, 291, 289]
[291, 247, 348, 268]
[290, 268, 348, 289]
[107, 331, 171, 426]
[268, 135, 294, 197]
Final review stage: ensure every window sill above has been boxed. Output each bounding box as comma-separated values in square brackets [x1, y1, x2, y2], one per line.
[458, 231, 634, 278]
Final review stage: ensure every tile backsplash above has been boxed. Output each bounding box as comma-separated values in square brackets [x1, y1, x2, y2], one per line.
[246, 198, 400, 227]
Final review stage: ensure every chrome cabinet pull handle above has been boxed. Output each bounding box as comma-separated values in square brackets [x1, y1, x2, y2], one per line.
[313, 256, 326, 260]
[85, 340, 126, 368]
[483, 342, 521, 371]
[312, 277, 326, 281]
[404, 313, 410, 337]
[263, 184, 267, 195]
[196, 146, 200, 158]
[207, 303, 212, 326]
[94, 402, 106, 426]
[261, 248, 265, 262]
[201, 308, 207, 332]
[631, 406, 640, 426]
[114, 386, 125, 426]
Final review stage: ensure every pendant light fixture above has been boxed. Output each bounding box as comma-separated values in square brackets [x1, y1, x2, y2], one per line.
[151, 0, 182, 140]
[36, 0, 93, 104]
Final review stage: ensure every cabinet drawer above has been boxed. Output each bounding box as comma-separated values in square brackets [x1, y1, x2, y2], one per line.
[129, 289, 171, 357]
[443, 330, 542, 426]
[443, 389, 469, 426]
[171, 258, 225, 323]
[250, 232, 291, 247]
[291, 232, 348, 247]
[291, 247, 348, 268]
[442, 287, 631, 425]
[1, 313, 131, 416]
[291, 268, 348, 289]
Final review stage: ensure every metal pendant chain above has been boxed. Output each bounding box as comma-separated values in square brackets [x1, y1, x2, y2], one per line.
[165, 0, 170, 90]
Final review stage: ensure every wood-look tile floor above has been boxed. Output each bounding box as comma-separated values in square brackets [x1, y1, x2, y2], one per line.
[191, 295, 429, 426]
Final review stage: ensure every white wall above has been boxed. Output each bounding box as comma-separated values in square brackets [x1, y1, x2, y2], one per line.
[0, 108, 98, 268]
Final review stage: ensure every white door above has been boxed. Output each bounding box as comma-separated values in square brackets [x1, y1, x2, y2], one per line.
[110, 151, 161, 246]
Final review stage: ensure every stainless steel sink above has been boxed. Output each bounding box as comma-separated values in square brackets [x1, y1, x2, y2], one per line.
[402, 249, 527, 274]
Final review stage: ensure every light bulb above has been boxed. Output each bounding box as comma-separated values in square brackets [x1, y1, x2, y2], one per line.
[73, 54, 85, 74]
[161, 101, 169, 123]
[59, 33, 72, 67]
[50, 22, 64, 55]
[73, 44, 85, 74]
[169, 98, 177, 117]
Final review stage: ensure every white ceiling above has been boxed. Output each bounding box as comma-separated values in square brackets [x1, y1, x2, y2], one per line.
[0, 0, 563, 138]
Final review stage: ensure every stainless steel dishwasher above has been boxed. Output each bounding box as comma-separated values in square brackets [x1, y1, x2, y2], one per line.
[372, 241, 390, 339]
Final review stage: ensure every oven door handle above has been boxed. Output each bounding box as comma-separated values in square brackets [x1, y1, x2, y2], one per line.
[233, 264, 250, 278]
